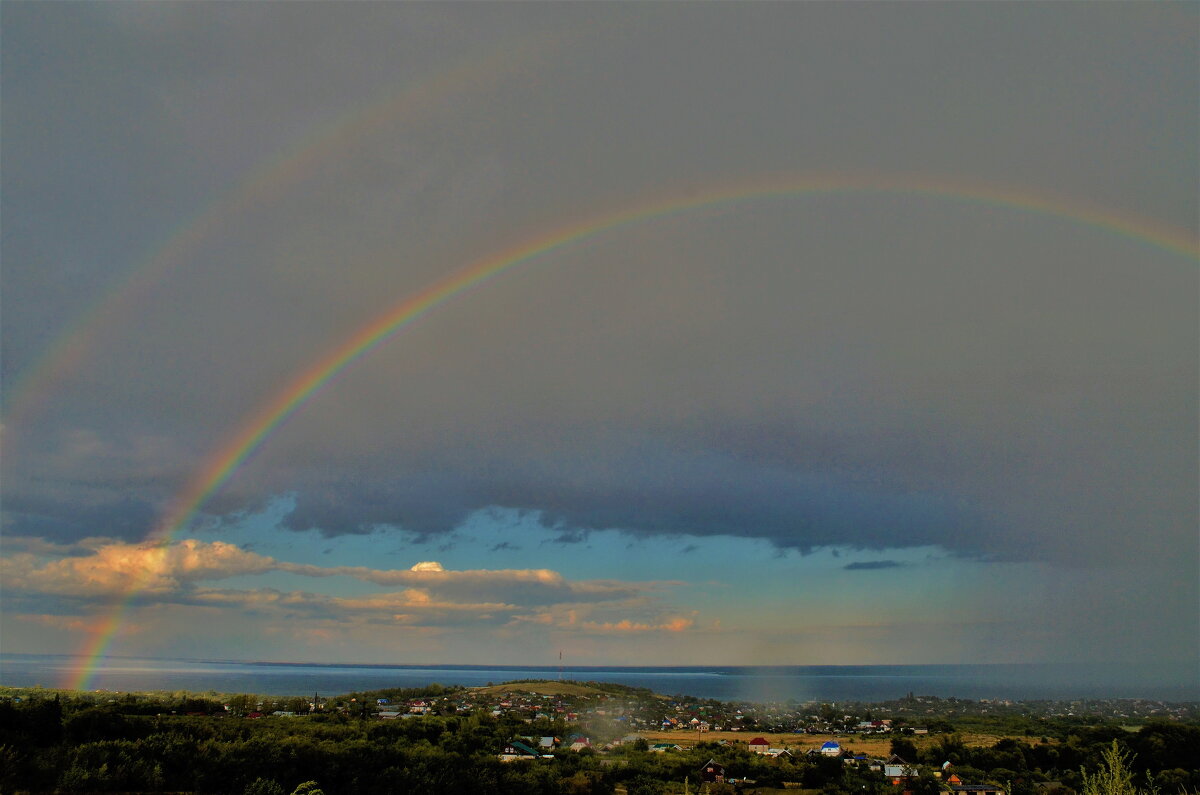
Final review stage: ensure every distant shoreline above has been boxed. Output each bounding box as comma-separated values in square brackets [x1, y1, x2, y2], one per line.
[3, 654, 1196, 702]
[6, 652, 1195, 673]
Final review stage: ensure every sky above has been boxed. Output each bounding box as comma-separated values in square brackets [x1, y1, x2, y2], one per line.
[2, 3, 1197, 679]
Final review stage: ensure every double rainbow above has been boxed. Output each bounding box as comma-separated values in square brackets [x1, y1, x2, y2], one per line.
[67, 172, 1197, 690]
[2, 34, 561, 441]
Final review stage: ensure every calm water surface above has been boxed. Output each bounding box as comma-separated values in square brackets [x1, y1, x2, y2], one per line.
[1, 655, 1195, 701]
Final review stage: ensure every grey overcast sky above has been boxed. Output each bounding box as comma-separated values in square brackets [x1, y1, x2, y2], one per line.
[2, 2, 1196, 676]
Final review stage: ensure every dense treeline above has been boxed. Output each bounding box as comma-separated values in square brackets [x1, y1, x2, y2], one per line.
[887, 723, 1200, 795]
[339, 683, 464, 707]
[0, 692, 1196, 794]
[497, 681, 659, 698]
[1, 697, 590, 794]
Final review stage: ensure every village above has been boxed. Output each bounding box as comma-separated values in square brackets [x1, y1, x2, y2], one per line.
[4, 681, 1195, 794]
[308, 684, 1198, 734]
[241, 681, 1194, 792]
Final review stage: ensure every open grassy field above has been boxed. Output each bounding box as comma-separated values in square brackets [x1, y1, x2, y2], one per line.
[637, 730, 1047, 755]
[470, 681, 615, 697]
[640, 730, 889, 754]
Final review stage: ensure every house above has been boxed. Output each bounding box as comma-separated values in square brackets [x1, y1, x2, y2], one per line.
[537, 736, 558, 751]
[568, 734, 591, 752]
[499, 740, 539, 762]
[856, 719, 893, 733]
[650, 743, 683, 753]
[820, 740, 842, 756]
[748, 737, 771, 754]
[604, 734, 643, 750]
[769, 748, 793, 759]
[698, 759, 726, 784]
[885, 755, 918, 784]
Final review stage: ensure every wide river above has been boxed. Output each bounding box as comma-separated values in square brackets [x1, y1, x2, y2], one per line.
[2, 655, 1195, 701]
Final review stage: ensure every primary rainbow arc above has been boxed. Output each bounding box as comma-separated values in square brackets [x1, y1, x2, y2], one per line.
[67, 172, 1198, 691]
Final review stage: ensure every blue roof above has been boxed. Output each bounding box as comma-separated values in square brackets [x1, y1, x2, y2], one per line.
[821, 741, 841, 748]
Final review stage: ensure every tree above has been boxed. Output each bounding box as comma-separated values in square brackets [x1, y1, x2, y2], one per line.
[910, 770, 944, 795]
[284, 697, 310, 715]
[1079, 741, 1145, 795]
[625, 774, 664, 795]
[891, 738, 919, 761]
[0, 745, 22, 792]
[244, 778, 286, 795]
[228, 694, 255, 715]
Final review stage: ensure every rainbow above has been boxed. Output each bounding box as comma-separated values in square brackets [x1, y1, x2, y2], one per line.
[1, 35, 561, 443]
[66, 172, 1197, 690]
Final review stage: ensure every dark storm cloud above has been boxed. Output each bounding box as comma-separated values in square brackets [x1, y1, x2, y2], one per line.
[2, 492, 159, 545]
[843, 561, 904, 571]
[2, 2, 1195, 580]
[278, 476, 476, 540]
[234, 424, 1003, 560]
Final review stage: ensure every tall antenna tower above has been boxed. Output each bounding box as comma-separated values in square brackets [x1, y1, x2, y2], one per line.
[558, 650, 563, 681]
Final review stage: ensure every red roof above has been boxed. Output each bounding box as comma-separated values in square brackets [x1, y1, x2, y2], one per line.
[749, 737, 769, 745]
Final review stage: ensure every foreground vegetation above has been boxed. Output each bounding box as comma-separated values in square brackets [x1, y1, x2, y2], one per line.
[0, 683, 1196, 794]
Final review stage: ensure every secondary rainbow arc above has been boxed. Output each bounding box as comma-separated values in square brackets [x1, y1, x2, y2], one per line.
[67, 173, 1198, 690]
[1, 37, 558, 440]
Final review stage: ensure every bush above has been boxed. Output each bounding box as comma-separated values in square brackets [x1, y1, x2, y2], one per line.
[245, 778, 286, 795]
